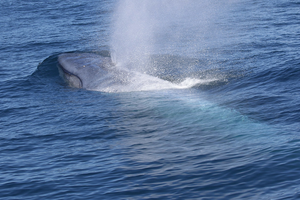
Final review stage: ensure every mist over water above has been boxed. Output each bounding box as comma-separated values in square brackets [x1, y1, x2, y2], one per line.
[110, 0, 229, 72]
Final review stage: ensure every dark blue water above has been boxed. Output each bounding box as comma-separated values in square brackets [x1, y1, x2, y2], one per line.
[1, 0, 300, 199]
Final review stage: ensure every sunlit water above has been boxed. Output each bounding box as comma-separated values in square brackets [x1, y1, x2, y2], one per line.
[1, 0, 300, 199]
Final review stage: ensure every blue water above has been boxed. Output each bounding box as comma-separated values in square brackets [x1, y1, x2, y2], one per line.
[1, 0, 300, 199]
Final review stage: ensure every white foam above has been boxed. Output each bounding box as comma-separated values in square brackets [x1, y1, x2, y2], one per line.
[92, 68, 217, 93]
[176, 78, 217, 89]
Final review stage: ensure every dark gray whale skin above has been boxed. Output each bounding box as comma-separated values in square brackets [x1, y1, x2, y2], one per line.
[57, 53, 114, 89]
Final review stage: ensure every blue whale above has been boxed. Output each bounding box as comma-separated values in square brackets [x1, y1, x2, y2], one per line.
[57, 53, 179, 92]
[57, 53, 204, 92]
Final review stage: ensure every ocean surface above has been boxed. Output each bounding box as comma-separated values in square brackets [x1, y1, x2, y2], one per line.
[1, 0, 300, 199]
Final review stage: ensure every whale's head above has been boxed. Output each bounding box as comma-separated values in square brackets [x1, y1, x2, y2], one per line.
[58, 53, 113, 89]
